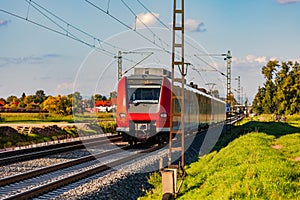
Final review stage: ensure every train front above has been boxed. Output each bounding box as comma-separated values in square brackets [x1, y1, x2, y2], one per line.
[116, 71, 171, 145]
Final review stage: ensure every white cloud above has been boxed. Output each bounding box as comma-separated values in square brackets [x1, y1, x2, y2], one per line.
[135, 12, 160, 29]
[54, 82, 74, 95]
[270, 57, 278, 61]
[277, 0, 300, 4]
[185, 19, 206, 32]
[0, 54, 61, 68]
[233, 55, 268, 65]
[0, 19, 10, 26]
[168, 19, 206, 32]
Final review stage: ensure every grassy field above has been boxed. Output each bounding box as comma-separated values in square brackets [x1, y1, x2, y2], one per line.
[0, 112, 115, 123]
[0, 112, 116, 149]
[139, 115, 300, 200]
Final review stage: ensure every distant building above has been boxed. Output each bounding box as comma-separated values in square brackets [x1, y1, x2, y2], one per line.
[93, 98, 117, 112]
[0, 100, 5, 107]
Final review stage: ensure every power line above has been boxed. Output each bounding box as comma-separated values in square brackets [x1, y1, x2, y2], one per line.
[135, 0, 169, 30]
[85, 0, 172, 54]
[136, 0, 207, 54]
[120, 0, 171, 51]
[194, 54, 227, 77]
[0, 8, 117, 58]
[0, 1, 147, 65]
[27, 0, 127, 53]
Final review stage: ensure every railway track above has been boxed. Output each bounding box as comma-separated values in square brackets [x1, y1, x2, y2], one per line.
[0, 143, 160, 200]
[0, 134, 122, 165]
[0, 122, 228, 199]
[226, 113, 245, 125]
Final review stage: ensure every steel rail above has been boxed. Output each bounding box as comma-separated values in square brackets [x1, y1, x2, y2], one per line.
[3, 145, 160, 200]
[0, 145, 130, 187]
[0, 135, 122, 165]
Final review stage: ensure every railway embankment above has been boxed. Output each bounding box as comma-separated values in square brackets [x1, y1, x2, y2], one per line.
[0, 122, 115, 150]
[139, 115, 300, 199]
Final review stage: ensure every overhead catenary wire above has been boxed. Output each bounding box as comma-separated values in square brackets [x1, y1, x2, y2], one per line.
[135, 0, 206, 54]
[0, 1, 144, 65]
[114, 0, 200, 77]
[2, 0, 228, 93]
[136, 0, 169, 30]
[0, 8, 118, 58]
[85, 0, 173, 55]
[134, 0, 226, 85]
[194, 54, 227, 77]
[120, 0, 171, 52]
[86, 0, 214, 72]
[26, 0, 128, 54]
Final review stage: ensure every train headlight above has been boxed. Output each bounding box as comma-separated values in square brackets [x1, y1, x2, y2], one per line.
[160, 112, 168, 118]
[119, 113, 126, 118]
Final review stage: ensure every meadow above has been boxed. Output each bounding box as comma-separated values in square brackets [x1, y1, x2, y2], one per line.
[0, 112, 114, 123]
[139, 114, 300, 200]
[0, 112, 116, 149]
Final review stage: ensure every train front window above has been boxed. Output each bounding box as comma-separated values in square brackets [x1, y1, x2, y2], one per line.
[128, 85, 161, 104]
[127, 84, 161, 113]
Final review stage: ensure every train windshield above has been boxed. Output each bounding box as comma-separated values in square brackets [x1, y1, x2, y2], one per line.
[128, 85, 161, 104]
[127, 84, 161, 113]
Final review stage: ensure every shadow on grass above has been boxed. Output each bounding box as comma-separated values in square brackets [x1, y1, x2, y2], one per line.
[214, 121, 300, 152]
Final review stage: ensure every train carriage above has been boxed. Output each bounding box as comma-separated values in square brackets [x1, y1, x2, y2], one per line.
[116, 68, 226, 146]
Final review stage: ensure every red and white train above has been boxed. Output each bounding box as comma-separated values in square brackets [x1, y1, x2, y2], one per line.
[116, 68, 226, 146]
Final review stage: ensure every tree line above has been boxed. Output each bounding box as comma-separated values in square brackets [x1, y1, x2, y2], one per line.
[252, 60, 300, 115]
[0, 91, 113, 115]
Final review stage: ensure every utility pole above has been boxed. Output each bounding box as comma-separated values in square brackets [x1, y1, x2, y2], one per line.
[224, 50, 232, 134]
[241, 87, 244, 106]
[235, 76, 241, 105]
[116, 51, 153, 81]
[117, 51, 122, 81]
[225, 50, 232, 108]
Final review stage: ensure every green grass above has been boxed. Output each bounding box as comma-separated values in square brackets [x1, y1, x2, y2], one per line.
[139, 115, 300, 200]
[0, 113, 74, 123]
[0, 126, 80, 148]
[0, 112, 115, 123]
[177, 133, 300, 200]
[0, 120, 116, 149]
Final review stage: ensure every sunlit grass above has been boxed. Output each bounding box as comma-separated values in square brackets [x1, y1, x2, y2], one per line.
[139, 115, 300, 200]
[0, 112, 115, 123]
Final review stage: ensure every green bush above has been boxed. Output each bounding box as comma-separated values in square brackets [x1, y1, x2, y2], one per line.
[0, 114, 4, 122]
[99, 121, 116, 134]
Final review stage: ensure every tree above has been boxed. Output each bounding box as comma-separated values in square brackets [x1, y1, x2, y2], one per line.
[252, 86, 265, 115]
[6, 95, 18, 103]
[110, 91, 117, 99]
[253, 60, 300, 115]
[35, 90, 46, 104]
[68, 92, 83, 114]
[289, 61, 300, 114]
[93, 94, 103, 101]
[274, 62, 292, 114]
[20, 92, 26, 102]
[261, 60, 279, 114]
[23, 95, 36, 108]
[42, 95, 72, 115]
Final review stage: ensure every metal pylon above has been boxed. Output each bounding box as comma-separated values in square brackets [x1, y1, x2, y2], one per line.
[168, 0, 185, 169]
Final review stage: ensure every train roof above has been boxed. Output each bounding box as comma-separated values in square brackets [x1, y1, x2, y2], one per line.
[173, 81, 226, 104]
[134, 68, 171, 78]
[127, 74, 164, 79]
[126, 68, 226, 104]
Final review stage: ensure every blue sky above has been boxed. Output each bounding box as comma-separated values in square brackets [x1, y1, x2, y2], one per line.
[1, 0, 300, 103]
